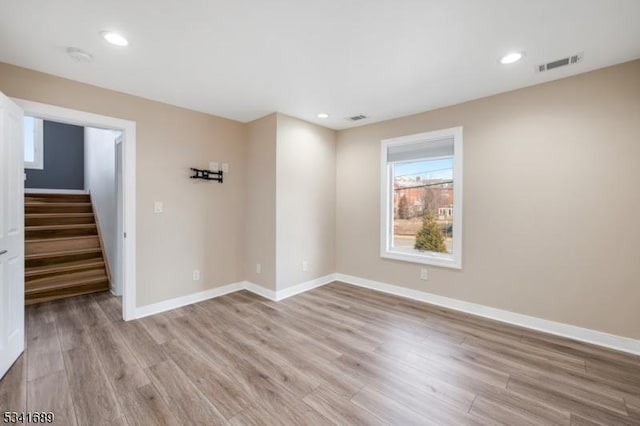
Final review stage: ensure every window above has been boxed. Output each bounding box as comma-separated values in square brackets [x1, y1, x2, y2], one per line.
[381, 127, 462, 269]
[23, 116, 43, 169]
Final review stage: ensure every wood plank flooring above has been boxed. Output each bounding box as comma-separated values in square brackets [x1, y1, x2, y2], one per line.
[1, 282, 640, 425]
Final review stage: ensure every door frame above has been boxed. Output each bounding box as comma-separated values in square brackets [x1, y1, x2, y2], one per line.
[14, 98, 137, 321]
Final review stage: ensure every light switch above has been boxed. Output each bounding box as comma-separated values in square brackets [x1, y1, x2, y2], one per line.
[154, 201, 164, 213]
[222, 163, 229, 173]
[209, 162, 219, 172]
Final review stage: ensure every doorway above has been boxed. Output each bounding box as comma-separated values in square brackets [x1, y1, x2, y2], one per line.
[14, 98, 137, 321]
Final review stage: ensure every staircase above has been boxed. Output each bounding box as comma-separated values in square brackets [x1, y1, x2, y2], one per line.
[25, 193, 110, 305]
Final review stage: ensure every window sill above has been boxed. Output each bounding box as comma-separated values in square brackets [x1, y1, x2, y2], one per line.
[381, 249, 461, 269]
[24, 162, 43, 170]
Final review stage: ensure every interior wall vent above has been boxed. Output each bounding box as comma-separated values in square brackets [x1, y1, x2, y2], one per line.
[536, 52, 583, 73]
[348, 114, 368, 121]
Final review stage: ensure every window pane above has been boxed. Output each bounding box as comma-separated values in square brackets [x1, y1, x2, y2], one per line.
[24, 116, 35, 162]
[392, 158, 454, 255]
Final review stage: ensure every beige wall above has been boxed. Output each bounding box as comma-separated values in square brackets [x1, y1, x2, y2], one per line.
[336, 60, 640, 339]
[245, 114, 277, 289]
[276, 114, 336, 289]
[3, 59, 638, 340]
[0, 62, 247, 306]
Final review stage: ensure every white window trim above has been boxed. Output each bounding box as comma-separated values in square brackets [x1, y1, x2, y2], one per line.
[380, 126, 463, 269]
[24, 117, 44, 170]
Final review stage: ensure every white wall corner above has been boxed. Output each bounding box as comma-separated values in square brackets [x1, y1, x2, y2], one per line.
[334, 273, 640, 356]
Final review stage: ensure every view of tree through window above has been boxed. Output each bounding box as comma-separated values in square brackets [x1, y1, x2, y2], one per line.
[392, 158, 453, 254]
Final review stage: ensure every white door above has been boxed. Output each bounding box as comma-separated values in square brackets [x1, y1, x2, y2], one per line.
[0, 92, 25, 379]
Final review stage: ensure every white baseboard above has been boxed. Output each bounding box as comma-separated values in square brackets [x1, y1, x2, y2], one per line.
[274, 273, 337, 301]
[335, 273, 640, 356]
[132, 272, 640, 356]
[25, 188, 88, 194]
[135, 281, 244, 319]
[244, 273, 337, 301]
[244, 281, 277, 301]
[134, 274, 336, 318]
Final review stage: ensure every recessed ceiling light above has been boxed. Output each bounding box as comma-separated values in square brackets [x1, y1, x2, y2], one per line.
[101, 31, 129, 47]
[317, 113, 329, 119]
[66, 47, 93, 63]
[499, 52, 524, 65]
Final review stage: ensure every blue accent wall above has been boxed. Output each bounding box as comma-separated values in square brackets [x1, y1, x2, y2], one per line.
[25, 120, 84, 190]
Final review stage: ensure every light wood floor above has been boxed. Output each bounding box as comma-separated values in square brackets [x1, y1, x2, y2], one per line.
[1, 282, 639, 425]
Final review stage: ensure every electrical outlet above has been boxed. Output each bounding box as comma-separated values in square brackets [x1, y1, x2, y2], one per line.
[154, 201, 163, 213]
[193, 269, 201, 281]
[209, 161, 219, 172]
[420, 268, 428, 280]
[256, 263, 261, 274]
[302, 260, 308, 271]
[222, 163, 229, 173]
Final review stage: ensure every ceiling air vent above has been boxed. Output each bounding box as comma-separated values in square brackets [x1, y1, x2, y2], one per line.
[348, 114, 368, 121]
[536, 52, 583, 73]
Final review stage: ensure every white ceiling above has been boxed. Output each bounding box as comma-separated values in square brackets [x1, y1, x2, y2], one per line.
[1, 0, 639, 129]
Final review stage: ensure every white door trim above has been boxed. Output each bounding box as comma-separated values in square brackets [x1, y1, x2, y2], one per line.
[14, 98, 137, 321]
